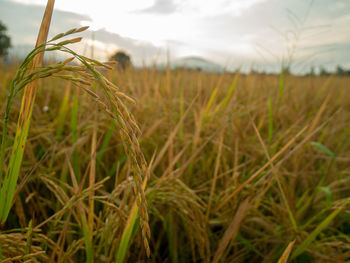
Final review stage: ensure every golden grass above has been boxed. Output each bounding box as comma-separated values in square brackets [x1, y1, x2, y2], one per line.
[1, 64, 349, 262]
[0, 9, 350, 261]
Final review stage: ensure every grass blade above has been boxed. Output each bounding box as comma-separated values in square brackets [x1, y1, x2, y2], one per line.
[277, 240, 295, 263]
[204, 74, 224, 117]
[206, 132, 224, 221]
[220, 72, 239, 109]
[310, 142, 335, 157]
[212, 198, 250, 263]
[237, 233, 264, 257]
[70, 86, 80, 180]
[96, 122, 115, 172]
[81, 214, 94, 263]
[24, 219, 33, 255]
[116, 176, 149, 263]
[55, 82, 71, 140]
[278, 69, 284, 100]
[268, 98, 273, 145]
[88, 106, 98, 241]
[291, 205, 345, 259]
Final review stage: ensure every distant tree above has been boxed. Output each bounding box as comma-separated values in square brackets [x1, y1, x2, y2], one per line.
[282, 65, 291, 75]
[308, 66, 315, 76]
[319, 66, 330, 76]
[336, 65, 345, 76]
[109, 50, 132, 70]
[0, 21, 11, 57]
[335, 65, 350, 76]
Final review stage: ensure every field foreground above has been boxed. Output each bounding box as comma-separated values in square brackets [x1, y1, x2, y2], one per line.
[0, 64, 350, 262]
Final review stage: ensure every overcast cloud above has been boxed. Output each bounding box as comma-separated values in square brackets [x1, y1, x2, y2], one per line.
[0, 0, 349, 73]
[137, 0, 180, 15]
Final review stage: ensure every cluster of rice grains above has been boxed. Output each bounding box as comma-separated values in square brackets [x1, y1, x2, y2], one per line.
[3, 26, 151, 256]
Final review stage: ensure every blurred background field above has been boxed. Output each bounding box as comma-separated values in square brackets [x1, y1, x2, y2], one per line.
[1, 59, 350, 262]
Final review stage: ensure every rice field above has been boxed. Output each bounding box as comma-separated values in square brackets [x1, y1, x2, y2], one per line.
[0, 4, 350, 263]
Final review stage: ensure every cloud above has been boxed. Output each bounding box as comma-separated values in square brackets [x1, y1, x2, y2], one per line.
[0, 0, 164, 64]
[182, 0, 267, 16]
[0, 0, 91, 46]
[135, 0, 267, 16]
[191, 0, 350, 72]
[80, 29, 162, 64]
[136, 0, 180, 15]
[2, 0, 350, 73]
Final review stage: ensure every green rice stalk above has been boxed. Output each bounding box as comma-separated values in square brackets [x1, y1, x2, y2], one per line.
[203, 74, 224, 118]
[116, 176, 149, 262]
[167, 212, 178, 263]
[70, 86, 80, 180]
[24, 219, 33, 255]
[55, 82, 71, 140]
[291, 202, 348, 259]
[237, 233, 264, 258]
[216, 72, 239, 110]
[96, 122, 115, 172]
[81, 214, 94, 263]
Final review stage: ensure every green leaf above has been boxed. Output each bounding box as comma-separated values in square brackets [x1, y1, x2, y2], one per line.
[115, 203, 139, 263]
[237, 233, 263, 257]
[81, 215, 94, 263]
[310, 142, 335, 157]
[291, 206, 344, 259]
[317, 186, 332, 204]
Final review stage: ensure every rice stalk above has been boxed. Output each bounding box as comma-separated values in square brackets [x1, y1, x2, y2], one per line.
[277, 240, 295, 263]
[0, 0, 56, 223]
[0, 19, 150, 259]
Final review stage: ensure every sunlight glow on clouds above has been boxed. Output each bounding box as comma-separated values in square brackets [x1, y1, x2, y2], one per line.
[7, 0, 268, 67]
[9, 0, 266, 44]
[3, 0, 350, 72]
[181, 0, 267, 16]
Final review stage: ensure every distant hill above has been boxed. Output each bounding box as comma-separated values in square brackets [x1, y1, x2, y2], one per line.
[172, 56, 225, 72]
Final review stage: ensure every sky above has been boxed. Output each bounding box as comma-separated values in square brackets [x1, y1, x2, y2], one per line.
[0, 0, 349, 73]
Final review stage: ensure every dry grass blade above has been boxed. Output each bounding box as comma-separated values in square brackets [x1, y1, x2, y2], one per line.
[0, 251, 46, 263]
[214, 125, 308, 213]
[277, 240, 296, 263]
[307, 92, 332, 137]
[151, 94, 198, 173]
[206, 131, 224, 221]
[212, 198, 250, 263]
[88, 106, 98, 241]
[250, 116, 297, 230]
